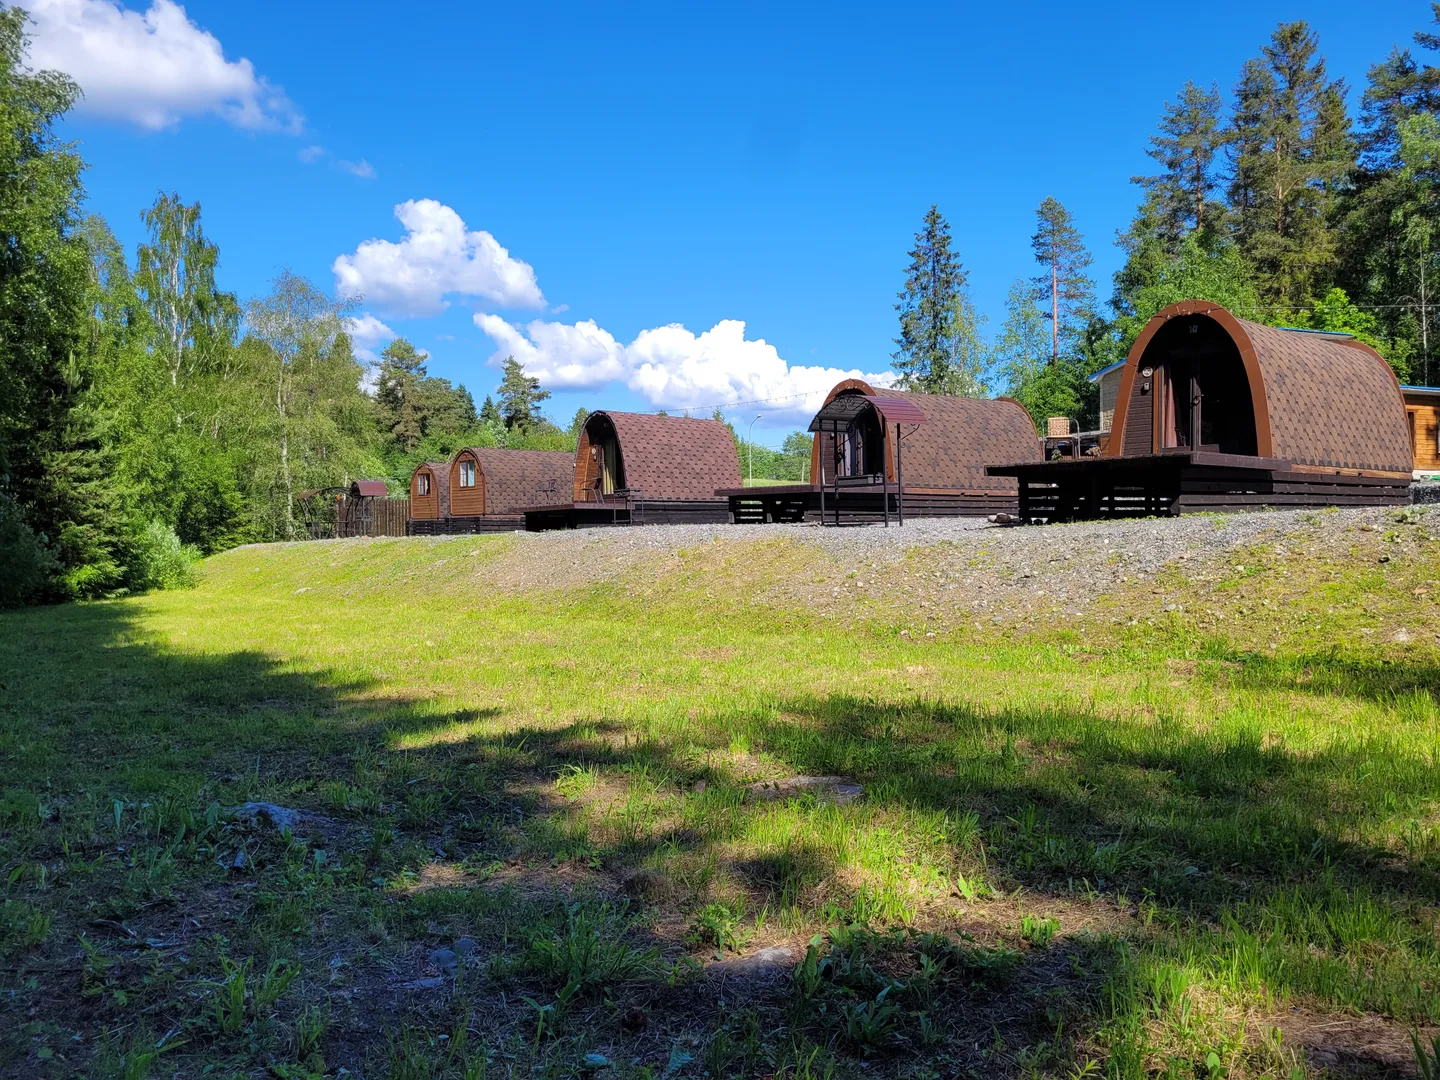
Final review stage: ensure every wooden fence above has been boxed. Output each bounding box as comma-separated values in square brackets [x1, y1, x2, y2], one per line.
[335, 496, 409, 538]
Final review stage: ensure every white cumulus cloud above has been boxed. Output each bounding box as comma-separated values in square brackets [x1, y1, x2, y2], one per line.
[341, 312, 394, 380]
[475, 313, 893, 418]
[22, 0, 301, 132]
[333, 200, 543, 318]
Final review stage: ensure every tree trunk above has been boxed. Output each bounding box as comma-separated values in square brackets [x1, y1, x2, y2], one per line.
[1051, 262, 1059, 361]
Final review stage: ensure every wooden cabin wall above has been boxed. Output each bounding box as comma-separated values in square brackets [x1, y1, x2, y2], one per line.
[409, 469, 440, 519]
[574, 426, 600, 500]
[1122, 371, 1154, 456]
[1409, 403, 1440, 469]
[449, 454, 488, 516]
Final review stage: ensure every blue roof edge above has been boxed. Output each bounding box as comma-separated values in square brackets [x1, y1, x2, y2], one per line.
[1087, 360, 1127, 383]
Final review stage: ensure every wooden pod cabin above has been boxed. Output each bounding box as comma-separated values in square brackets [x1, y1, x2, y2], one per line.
[990, 300, 1414, 519]
[405, 462, 451, 534]
[523, 411, 740, 530]
[421, 448, 574, 533]
[723, 380, 1043, 525]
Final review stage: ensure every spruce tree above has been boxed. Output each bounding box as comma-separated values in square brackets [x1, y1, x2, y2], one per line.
[375, 338, 428, 452]
[1030, 197, 1094, 360]
[496, 356, 550, 431]
[1227, 21, 1355, 313]
[893, 205, 986, 394]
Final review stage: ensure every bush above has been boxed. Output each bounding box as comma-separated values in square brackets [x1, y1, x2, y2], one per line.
[0, 496, 59, 607]
[128, 520, 200, 591]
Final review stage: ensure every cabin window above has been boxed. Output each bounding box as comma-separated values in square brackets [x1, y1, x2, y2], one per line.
[417, 472, 431, 496]
[459, 459, 476, 488]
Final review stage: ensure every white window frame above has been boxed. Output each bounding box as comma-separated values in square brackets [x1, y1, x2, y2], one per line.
[459, 459, 476, 488]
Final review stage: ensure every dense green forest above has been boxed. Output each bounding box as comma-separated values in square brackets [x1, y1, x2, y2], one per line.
[895, 11, 1440, 429]
[4, 8, 1440, 604]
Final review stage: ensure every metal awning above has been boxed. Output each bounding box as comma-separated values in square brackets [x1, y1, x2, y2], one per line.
[350, 480, 389, 497]
[808, 394, 927, 431]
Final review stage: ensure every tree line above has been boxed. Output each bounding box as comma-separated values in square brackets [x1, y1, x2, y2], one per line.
[0, 10, 578, 605]
[893, 10, 1440, 428]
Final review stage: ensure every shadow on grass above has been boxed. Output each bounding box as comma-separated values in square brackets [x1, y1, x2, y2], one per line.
[2, 601, 1434, 1077]
[1205, 645, 1440, 707]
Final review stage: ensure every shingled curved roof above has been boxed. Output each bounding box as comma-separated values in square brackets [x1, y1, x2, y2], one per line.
[577, 412, 740, 500]
[1107, 300, 1412, 473]
[452, 448, 574, 515]
[810, 380, 1043, 491]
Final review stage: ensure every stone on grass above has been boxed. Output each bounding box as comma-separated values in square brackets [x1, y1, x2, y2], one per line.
[428, 947, 457, 976]
[622, 867, 673, 902]
[746, 776, 863, 805]
[581, 1053, 611, 1070]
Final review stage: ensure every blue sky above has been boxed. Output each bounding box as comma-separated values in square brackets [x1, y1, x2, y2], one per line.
[32, 0, 1429, 443]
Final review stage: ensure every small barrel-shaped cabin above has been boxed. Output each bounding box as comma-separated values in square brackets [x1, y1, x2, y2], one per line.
[989, 300, 1414, 519]
[723, 380, 1043, 524]
[524, 411, 740, 529]
[408, 462, 451, 521]
[438, 448, 575, 532]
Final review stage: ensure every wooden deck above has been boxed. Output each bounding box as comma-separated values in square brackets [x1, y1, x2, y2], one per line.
[718, 484, 1020, 525]
[520, 499, 733, 531]
[407, 516, 526, 535]
[987, 452, 1412, 522]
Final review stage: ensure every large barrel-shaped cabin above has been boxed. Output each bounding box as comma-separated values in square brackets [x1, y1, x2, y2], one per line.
[523, 411, 740, 530]
[723, 380, 1043, 525]
[406, 462, 451, 534]
[989, 300, 1414, 519]
[410, 448, 573, 533]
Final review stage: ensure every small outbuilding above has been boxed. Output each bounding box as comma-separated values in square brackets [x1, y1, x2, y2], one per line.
[523, 411, 740, 530]
[1402, 386, 1440, 475]
[406, 462, 452, 534]
[989, 300, 1414, 519]
[723, 380, 1043, 525]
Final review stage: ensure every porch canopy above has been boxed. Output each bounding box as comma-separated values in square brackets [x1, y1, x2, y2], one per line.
[808, 394, 927, 526]
[807, 394, 928, 432]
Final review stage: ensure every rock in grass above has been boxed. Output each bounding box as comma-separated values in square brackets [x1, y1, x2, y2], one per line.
[746, 776, 863, 805]
[708, 945, 801, 981]
[581, 1054, 611, 1071]
[621, 867, 672, 902]
[428, 947, 457, 976]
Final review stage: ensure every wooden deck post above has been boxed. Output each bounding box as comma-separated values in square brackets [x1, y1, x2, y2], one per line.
[895, 421, 905, 526]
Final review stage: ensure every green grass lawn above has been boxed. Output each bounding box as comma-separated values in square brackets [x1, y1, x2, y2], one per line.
[3, 517, 1440, 1079]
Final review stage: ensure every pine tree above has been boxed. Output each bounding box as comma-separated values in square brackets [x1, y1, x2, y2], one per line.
[893, 205, 986, 394]
[1134, 82, 1227, 246]
[479, 395, 502, 427]
[1227, 21, 1355, 313]
[496, 356, 550, 430]
[1030, 197, 1095, 361]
